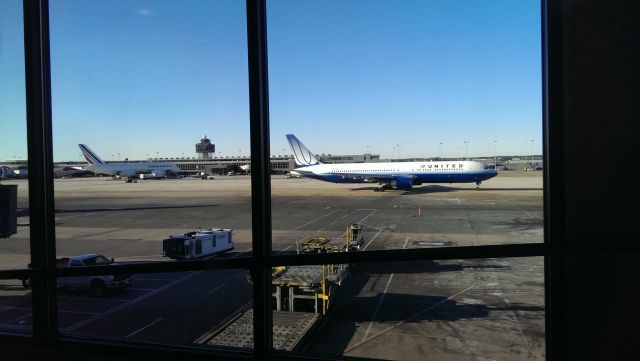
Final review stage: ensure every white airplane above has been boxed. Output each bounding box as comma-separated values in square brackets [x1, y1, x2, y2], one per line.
[286, 134, 498, 191]
[78, 144, 181, 179]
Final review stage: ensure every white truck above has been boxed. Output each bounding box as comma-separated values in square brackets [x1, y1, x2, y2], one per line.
[22, 254, 133, 296]
[163, 228, 234, 260]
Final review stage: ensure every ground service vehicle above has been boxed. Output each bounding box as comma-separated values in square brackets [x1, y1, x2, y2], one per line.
[163, 228, 234, 260]
[23, 254, 132, 296]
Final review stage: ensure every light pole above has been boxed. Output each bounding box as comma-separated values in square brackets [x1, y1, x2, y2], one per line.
[439, 143, 443, 159]
[530, 139, 535, 168]
[493, 140, 498, 169]
[464, 141, 469, 159]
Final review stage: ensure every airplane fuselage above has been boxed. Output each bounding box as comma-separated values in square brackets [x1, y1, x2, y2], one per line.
[294, 160, 497, 185]
[86, 162, 181, 178]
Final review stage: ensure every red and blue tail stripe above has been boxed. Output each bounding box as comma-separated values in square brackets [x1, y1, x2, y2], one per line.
[78, 144, 105, 165]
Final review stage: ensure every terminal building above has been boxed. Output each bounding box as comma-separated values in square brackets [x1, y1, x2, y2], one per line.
[4, 151, 547, 178]
[148, 134, 382, 176]
[154, 153, 382, 176]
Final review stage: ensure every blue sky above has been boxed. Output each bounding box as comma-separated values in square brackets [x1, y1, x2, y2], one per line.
[1, 0, 541, 162]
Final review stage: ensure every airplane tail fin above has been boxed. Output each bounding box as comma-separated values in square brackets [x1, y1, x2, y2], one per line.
[78, 144, 105, 165]
[286, 134, 322, 167]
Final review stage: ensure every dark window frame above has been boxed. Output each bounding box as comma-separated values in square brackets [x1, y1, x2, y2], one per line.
[0, 0, 562, 360]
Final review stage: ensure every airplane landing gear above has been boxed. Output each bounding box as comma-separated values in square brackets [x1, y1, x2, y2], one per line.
[475, 181, 481, 191]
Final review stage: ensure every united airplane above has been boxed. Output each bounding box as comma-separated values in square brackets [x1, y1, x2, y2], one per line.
[286, 134, 498, 191]
[78, 144, 181, 179]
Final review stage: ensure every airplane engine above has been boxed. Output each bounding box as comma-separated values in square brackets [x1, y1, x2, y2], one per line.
[391, 177, 413, 191]
[152, 170, 165, 178]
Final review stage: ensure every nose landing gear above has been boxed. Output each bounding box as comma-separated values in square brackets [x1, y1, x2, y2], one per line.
[475, 180, 481, 191]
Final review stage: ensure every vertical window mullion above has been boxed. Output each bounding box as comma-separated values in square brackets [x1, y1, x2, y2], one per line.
[246, 0, 273, 356]
[543, 0, 565, 360]
[23, 0, 58, 342]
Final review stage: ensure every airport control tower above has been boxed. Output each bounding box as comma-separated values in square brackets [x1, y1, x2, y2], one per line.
[196, 135, 216, 159]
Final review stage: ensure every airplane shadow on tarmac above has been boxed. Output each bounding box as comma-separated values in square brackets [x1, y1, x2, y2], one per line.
[401, 185, 543, 195]
[351, 185, 457, 194]
[351, 185, 542, 195]
[54, 204, 219, 214]
[351, 260, 510, 275]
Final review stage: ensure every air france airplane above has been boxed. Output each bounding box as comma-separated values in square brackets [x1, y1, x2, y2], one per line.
[286, 134, 498, 191]
[78, 144, 181, 179]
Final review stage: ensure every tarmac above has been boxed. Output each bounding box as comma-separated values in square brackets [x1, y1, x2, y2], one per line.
[0, 171, 544, 360]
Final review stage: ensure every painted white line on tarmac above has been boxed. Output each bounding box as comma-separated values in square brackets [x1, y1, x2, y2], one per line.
[63, 271, 200, 332]
[278, 245, 293, 254]
[359, 236, 410, 342]
[361, 273, 394, 342]
[345, 283, 480, 354]
[126, 318, 163, 338]
[197, 283, 226, 300]
[362, 228, 384, 251]
[56, 212, 96, 220]
[293, 209, 339, 230]
[57, 310, 101, 315]
[127, 288, 155, 291]
[358, 209, 378, 224]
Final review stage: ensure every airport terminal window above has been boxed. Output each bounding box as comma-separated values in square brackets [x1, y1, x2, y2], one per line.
[0, 0, 32, 336]
[266, 0, 544, 359]
[1, 0, 552, 361]
[42, 0, 254, 346]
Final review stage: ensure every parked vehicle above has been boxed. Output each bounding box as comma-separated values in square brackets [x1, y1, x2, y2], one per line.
[163, 228, 234, 260]
[22, 254, 132, 297]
